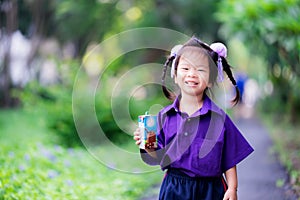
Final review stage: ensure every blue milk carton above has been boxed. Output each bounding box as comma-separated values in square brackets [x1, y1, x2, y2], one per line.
[138, 112, 157, 149]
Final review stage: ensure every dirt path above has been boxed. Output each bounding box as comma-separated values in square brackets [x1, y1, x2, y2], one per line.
[139, 116, 298, 200]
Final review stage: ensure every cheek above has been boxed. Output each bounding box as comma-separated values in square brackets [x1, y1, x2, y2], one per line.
[198, 73, 208, 81]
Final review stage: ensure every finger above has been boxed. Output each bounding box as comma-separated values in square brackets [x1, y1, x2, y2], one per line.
[134, 129, 141, 135]
[145, 146, 156, 150]
[133, 135, 140, 141]
[135, 140, 141, 145]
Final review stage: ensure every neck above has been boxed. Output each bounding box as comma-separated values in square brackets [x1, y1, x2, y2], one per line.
[179, 93, 204, 116]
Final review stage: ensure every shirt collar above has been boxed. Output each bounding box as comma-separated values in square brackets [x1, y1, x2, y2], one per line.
[160, 94, 224, 116]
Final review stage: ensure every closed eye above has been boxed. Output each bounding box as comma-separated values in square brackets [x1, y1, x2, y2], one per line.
[198, 69, 206, 72]
[179, 65, 189, 70]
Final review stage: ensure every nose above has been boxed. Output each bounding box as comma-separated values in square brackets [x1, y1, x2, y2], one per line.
[187, 67, 197, 77]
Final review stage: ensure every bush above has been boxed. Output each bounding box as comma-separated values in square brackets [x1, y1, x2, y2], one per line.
[19, 77, 169, 148]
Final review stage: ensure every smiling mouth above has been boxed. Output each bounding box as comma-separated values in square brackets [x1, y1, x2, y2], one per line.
[185, 81, 199, 86]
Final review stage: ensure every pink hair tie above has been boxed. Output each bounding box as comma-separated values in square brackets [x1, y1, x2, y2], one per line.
[210, 42, 227, 82]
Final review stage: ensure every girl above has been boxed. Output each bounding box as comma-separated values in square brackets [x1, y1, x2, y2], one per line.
[133, 37, 254, 200]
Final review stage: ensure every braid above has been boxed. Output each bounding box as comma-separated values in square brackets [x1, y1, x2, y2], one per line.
[162, 56, 176, 100]
[221, 57, 240, 105]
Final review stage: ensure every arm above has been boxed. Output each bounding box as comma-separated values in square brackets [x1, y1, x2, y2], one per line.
[223, 166, 238, 200]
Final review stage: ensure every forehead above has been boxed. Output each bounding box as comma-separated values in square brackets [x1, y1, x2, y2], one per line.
[179, 47, 209, 66]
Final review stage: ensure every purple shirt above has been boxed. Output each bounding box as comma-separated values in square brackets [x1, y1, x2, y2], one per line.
[141, 95, 254, 177]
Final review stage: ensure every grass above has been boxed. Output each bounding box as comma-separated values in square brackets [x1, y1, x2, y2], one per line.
[0, 109, 163, 200]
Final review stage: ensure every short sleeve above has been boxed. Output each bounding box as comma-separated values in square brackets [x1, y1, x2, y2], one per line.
[221, 115, 254, 172]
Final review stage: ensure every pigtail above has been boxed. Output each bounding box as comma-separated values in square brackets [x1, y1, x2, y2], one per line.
[162, 56, 176, 100]
[221, 57, 240, 105]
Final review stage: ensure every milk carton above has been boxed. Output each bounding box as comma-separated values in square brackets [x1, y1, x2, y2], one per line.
[138, 112, 157, 149]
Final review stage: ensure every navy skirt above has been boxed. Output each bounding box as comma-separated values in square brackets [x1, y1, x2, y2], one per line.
[159, 169, 227, 200]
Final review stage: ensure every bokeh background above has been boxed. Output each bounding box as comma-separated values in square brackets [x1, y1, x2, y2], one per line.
[0, 0, 299, 199]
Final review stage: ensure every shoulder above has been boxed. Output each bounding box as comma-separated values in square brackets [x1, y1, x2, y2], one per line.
[222, 114, 243, 137]
[202, 96, 226, 119]
[205, 97, 237, 130]
[158, 104, 174, 115]
[157, 104, 175, 123]
[209, 100, 226, 116]
[223, 114, 237, 128]
[157, 96, 180, 117]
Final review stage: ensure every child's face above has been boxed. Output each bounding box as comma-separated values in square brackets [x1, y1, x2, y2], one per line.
[175, 47, 211, 97]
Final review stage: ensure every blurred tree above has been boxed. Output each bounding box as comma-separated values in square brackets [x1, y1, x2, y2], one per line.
[0, 0, 121, 107]
[53, 0, 120, 57]
[1, 0, 227, 145]
[0, 0, 18, 107]
[0, 0, 54, 107]
[216, 0, 300, 122]
[132, 0, 221, 42]
[118, 0, 222, 73]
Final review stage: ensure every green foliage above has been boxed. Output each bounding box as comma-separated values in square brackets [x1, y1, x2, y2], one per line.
[218, 2, 300, 192]
[17, 59, 80, 147]
[0, 109, 162, 199]
[260, 110, 300, 192]
[216, 0, 300, 77]
[18, 56, 171, 148]
[53, 0, 121, 56]
[216, 0, 300, 51]
[93, 61, 171, 145]
[216, 0, 300, 122]
[0, 144, 161, 199]
[19, 81, 79, 147]
[132, 0, 221, 41]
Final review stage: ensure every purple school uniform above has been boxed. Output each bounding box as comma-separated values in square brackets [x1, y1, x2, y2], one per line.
[141, 95, 254, 177]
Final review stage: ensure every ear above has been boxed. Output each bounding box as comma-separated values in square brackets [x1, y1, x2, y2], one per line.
[174, 74, 178, 84]
[207, 82, 213, 88]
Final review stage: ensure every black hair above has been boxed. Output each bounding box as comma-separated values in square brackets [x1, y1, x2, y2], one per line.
[162, 37, 240, 105]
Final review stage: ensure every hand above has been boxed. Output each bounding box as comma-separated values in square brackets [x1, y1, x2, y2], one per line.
[223, 188, 237, 200]
[134, 128, 157, 158]
[133, 128, 156, 152]
[133, 128, 141, 146]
